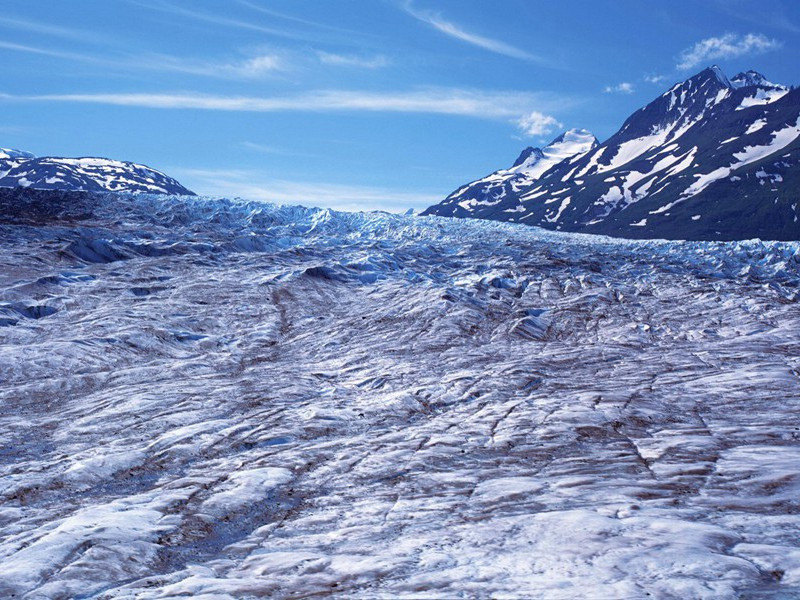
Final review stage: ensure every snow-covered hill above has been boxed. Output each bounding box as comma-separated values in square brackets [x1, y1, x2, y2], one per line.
[1, 189, 799, 597]
[0, 149, 193, 195]
[425, 66, 800, 241]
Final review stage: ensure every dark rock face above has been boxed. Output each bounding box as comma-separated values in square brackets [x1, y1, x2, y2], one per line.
[424, 66, 800, 241]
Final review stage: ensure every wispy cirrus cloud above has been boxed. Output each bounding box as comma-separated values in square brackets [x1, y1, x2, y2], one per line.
[0, 28, 379, 79]
[235, 0, 361, 36]
[0, 12, 371, 78]
[241, 141, 322, 159]
[0, 15, 111, 44]
[643, 74, 667, 85]
[400, 2, 545, 64]
[153, 53, 285, 78]
[676, 33, 781, 70]
[603, 82, 635, 94]
[130, 0, 361, 44]
[171, 167, 438, 212]
[0, 40, 109, 64]
[1, 87, 570, 137]
[241, 141, 288, 155]
[8, 88, 567, 134]
[316, 51, 389, 69]
[0, 38, 285, 79]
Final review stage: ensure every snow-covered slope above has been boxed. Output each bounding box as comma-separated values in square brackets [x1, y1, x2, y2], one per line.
[0, 148, 35, 160]
[0, 150, 193, 195]
[1, 189, 800, 598]
[731, 69, 788, 94]
[436, 128, 598, 217]
[425, 66, 800, 241]
[508, 128, 600, 177]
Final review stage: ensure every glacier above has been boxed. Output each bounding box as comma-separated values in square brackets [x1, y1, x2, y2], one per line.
[1, 191, 800, 598]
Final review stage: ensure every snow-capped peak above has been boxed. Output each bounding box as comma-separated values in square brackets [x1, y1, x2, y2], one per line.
[731, 70, 786, 90]
[0, 148, 35, 160]
[428, 63, 800, 240]
[545, 128, 599, 157]
[511, 147, 544, 169]
[0, 147, 194, 195]
[707, 64, 731, 87]
[615, 66, 735, 143]
[669, 65, 732, 98]
[507, 128, 598, 177]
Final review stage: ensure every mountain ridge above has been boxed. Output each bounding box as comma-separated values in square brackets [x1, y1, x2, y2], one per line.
[0, 149, 194, 195]
[424, 65, 800, 241]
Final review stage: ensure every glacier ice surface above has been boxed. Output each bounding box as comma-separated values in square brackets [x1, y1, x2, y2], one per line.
[1, 192, 800, 598]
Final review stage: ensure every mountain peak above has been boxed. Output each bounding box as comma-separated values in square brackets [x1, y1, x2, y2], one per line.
[426, 63, 800, 240]
[508, 128, 597, 177]
[615, 66, 734, 142]
[684, 65, 731, 89]
[511, 129, 599, 169]
[732, 70, 767, 86]
[0, 148, 35, 160]
[708, 65, 730, 86]
[541, 128, 598, 162]
[730, 70, 786, 90]
[0, 147, 194, 195]
[548, 128, 598, 148]
[512, 146, 543, 168]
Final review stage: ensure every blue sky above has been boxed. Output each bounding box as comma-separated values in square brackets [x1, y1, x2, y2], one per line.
[1, 0, 798, 211]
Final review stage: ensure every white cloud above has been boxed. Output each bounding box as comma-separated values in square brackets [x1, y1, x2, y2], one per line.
[316, 51, 389, 69]
[157, 53, 284, 78]
[0, 38, 284, 79]
[401, 2, 545, 63]
[644, 74, 667, 85]
[241, 141, 284, 154]
[603, 82, 635, 94]
[677, 33, 781, 70]
[0, 15, 110, 44]
[6, 86, 569, 138]
[233, 54, 283, 75]
[0, 40, 107, 64]
[517, 111, 563, 136]
[129, 0, 331, 43]
[18, 88, 563, 123]
[241, 141, 321, 159]
[235, 0, 356, 35]
[172, 168, 438, 212]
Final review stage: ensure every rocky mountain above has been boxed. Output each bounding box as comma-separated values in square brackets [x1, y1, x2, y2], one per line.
[437, 129, 598, 221]
[0, 148, 194, 195]
[424, 66, 800, 241]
